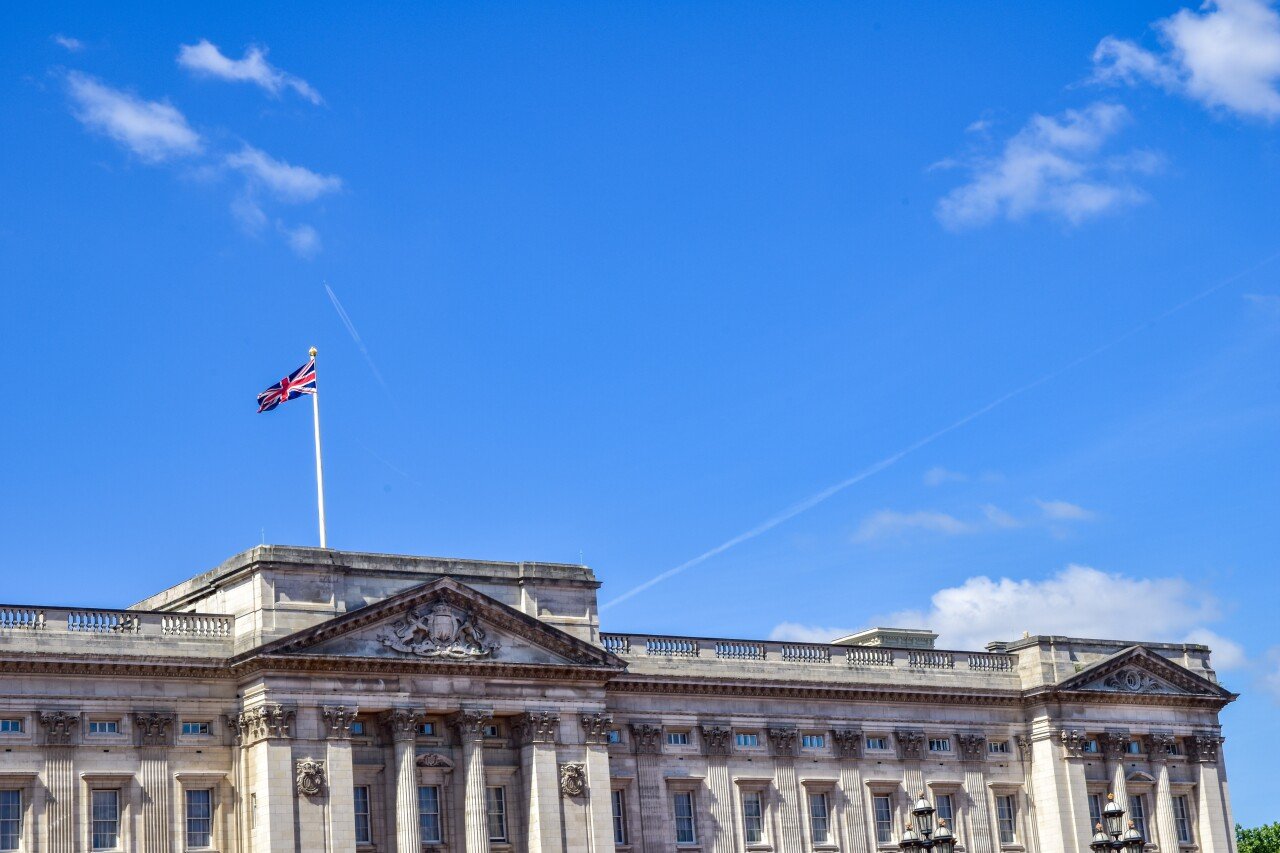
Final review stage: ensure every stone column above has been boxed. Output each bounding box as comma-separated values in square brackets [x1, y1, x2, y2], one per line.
[382, 708, 422, 853]
[132, 711, 175, 853]
[1100, 731, 1131, 809]
[1188, 734, 1231, 853]
[451, 708, 494, 853]
[1144, 734, 1181, 853]
[699, 724, 736, 853]
[581, 713, 619, 853]
[768, 727, 804, 850]
[958, 734, 996, 853]
[324, 706, 358, 853]
[39, 710, 78, 852]
[629, 723, 666, 853]
[515, 711, 564, 853]
[238, 704, 298, 853]
[834, 729, 872, 853]
[1014, 734, 1044, 853]
[896, 729, 926, 833]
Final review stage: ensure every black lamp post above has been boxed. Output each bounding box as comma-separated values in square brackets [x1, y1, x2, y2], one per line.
[897, 793, 956, 853]
[1090, 793, 1145, 853]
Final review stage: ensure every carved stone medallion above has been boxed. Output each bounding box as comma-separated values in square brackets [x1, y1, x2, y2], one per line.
[295, 759, 326, 797]
[1102, 668, 1166, 693]
[559, 763, 586, 797]
[416, 753, 454, 768]
[378, 602, 499, 660]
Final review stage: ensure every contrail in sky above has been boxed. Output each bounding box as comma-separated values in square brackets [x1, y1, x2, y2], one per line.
[601, 249, 1280, 610]
[324, 281, 394, 403]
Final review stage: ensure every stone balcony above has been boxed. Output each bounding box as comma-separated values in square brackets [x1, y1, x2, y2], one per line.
[0, 604, 235, 659]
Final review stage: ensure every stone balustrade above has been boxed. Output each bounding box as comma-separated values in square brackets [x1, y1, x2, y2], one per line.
[0, 604, 234, 654]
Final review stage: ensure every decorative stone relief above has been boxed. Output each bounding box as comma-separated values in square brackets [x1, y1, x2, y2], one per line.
[895, 729, 925, 761]
[1060, 729, 1088, 758]
[629, 723, 664, 755]
[449, 709, 494, 743]
[768, 727, 799, 758]
[381, 708, 422, 742]
[378, 602, 498, 659]
[38, 710, 78, 746]
[700, 724, 732, 756]
[226, 712, 249, 746]
[1101, 668, 1167, 694]
[1015, 734, 1033, 763]
[1100, 732, 1131, 760]
[322, 706, 357, 740]
[234, 704, 295, 744]
[132, 711, 175, 747]
[514, 711, 560, 745]
[832, 728, 863, 760]
[415, 753, 454, 768]
[295, 759, 326, 797]
[1144, 732, 1177, 758]
[1186, 733, 1224, 764]
[957, 733, 986, 762]
[580, 712, 614, 745]
[559, 763, 587, 797]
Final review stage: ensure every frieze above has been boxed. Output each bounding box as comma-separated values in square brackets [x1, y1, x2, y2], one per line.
[381, 708, 422, 743]
[514, 711, 560, 745]
[700, 724, 732, 756]
[768, 727, 799, 758]
[957, 733, 986, 762]
[895, 729, 925, 760]
[322, 705, 357, 740]
[832, 728, 862, 760]
[450, 708, 494, 743]
[559, 763, 587, 797]
[295, 759, 326, 797]
[629, 722, 664, 755]
[38, 710, 78, 746]
[132, 711, 175, 747]
[378, 602, 499, 660]
[580, 712, 614, 745]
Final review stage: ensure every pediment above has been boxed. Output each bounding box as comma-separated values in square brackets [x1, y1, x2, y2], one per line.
[237, 578, 622, 671]
[1055, 646, 1231, 699]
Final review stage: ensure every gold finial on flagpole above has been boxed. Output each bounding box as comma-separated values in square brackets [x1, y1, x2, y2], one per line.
[309, 346, 317, 357]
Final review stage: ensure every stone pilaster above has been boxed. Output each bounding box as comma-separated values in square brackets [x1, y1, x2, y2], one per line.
[582, 713, 618, 853]
[1188, 734, 1231, 853]
[630, 722, 666, 853]
[834, 729, 872, 853]
[1145, 734, 1181, 853]
[700, 724, 736, 853]
[768, 727, 804, 850]
[383, 708, 422, 853]
[451, 708, 494, 853]
[956, 733, 995, 853]
[40, 710, 78, 852]
[1100, 731, 1131, 810]
[515, 711, 563, 852]
[238, 704, 298, 853]
[324, 706, 358, 853]
[133, 711, 175, 853]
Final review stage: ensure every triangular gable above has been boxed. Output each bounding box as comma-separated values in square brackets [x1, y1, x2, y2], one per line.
[1055, 646, 1232, 698]
[233, 577, 624, 671]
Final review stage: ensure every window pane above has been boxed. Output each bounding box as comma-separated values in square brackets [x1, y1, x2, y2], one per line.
[742, 791, 763, 843]
[1088, 794, 1103, 830]
[354, 786, 371, 844]
[997, 795, 1017, 844]
[936, 794, 954, 828]
[874, 795, 894, 844]
[186, 789, 212, 848]
[674, 791, 697, 843]
[419, 785, 441, 843]
[0, 790, 20, 852]
[1173, 796, 1193, 844]
[611, 789, 628, 844]
[809, 792, 829, 843]
[1129, 796, 1148, 839]
[91, 790, 119, 850]
[485, 787, 507, 841]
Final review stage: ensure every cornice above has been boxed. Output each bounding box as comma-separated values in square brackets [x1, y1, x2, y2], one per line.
[605, 675, 1025, 706]
[230, 654, 621, 683]
[0, 655, 230, 680]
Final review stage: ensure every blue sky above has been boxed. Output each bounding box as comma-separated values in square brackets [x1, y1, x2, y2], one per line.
[3, 0, 1279, 826]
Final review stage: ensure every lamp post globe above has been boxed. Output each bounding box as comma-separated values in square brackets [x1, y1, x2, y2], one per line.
[932, 819, 956, 853]
[1088, 793, 1146, 853]
[895, 793, 953, 853]
[1103, 794, 1127, 838]
[912, 793, 937, 837]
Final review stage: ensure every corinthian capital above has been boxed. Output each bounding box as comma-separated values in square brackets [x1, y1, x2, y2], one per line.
[449, 708, 494, 742]
[381, 708, 422, 742]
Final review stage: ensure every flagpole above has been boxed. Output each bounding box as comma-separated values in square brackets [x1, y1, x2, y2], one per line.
[309, 346, 328, 548]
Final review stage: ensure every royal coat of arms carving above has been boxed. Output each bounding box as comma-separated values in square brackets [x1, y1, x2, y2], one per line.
[559, 763, 586, 797]
[378, 602, 499, 659]
[295, 759, 326, 797]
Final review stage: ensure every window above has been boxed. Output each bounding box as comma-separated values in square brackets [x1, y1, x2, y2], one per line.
[742, 791, 764, 843]
[0, 720, 22, 734]
[419, 785, 442, 843]
[185, 789, 212, 848]
[809, 791, 830, 843]
[606, 729, 622, 744]
[989, 741, 1010, 754]
[1166, 740, 1183, 756]
[350, 721, 365, 736]
[936, 794, 955, 831]
[996, 794, 1018, 845]
[419, 722, 435, 736]
[673, 791, 697, 844]
[929, 738, 952, 753]
[0, 790, 20, 852]
[482, 724, 500, 739]
[736, 732, 759, 748]
[181, 722, 211, 736]
[874, 795, 894, 845]
[354, 786, 371, 844]
[1173, 795, 1193, 844]
[485, 787, 507, 842]
[667, 731, 690, 746]
[1083, 739, 1100, 754]
[1129, 795, 1148, 839]
[1088, 794, 1103, 830]
[88, 721, 119, 735]
[91, 789, 119, 850]
[867, 736, 889, 751]
[1126, 740, 1143, 755]
[611, 790, 628, 844]
[802, 734, 826, 749]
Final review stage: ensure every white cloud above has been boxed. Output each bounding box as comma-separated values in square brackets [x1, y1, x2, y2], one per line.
[53, 34, 85, 52]
[1093, 0, 1280, 120]
[1183, 629, 1247, 670]
[923, 466, 967, 487]
[853, 510, 972, 542]
[936, 102, 1151, 229]
[230, 196, 268, 234]
[769, 622, 854, 644]
[1035, 499, 1096, 521]
[225, 145, 341, 203]
[981, 504, 1022, 529]
[177, 40, 322, 105]
[279, 222, 321, 258]
[65, 72, 202, 163]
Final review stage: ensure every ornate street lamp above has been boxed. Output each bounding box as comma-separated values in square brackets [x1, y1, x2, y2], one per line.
[1089, 793, 1145, 853]
[898, 793, 956, 853]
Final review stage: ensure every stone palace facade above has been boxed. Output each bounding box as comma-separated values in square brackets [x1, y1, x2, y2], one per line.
[0, 546, 1236, 853]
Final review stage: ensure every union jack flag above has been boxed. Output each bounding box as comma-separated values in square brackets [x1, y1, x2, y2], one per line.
[256, 357, 317, 413]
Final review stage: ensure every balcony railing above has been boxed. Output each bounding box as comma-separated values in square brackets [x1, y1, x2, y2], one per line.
[0, 605, 233, 641]
[599, 632, 1016, 675]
